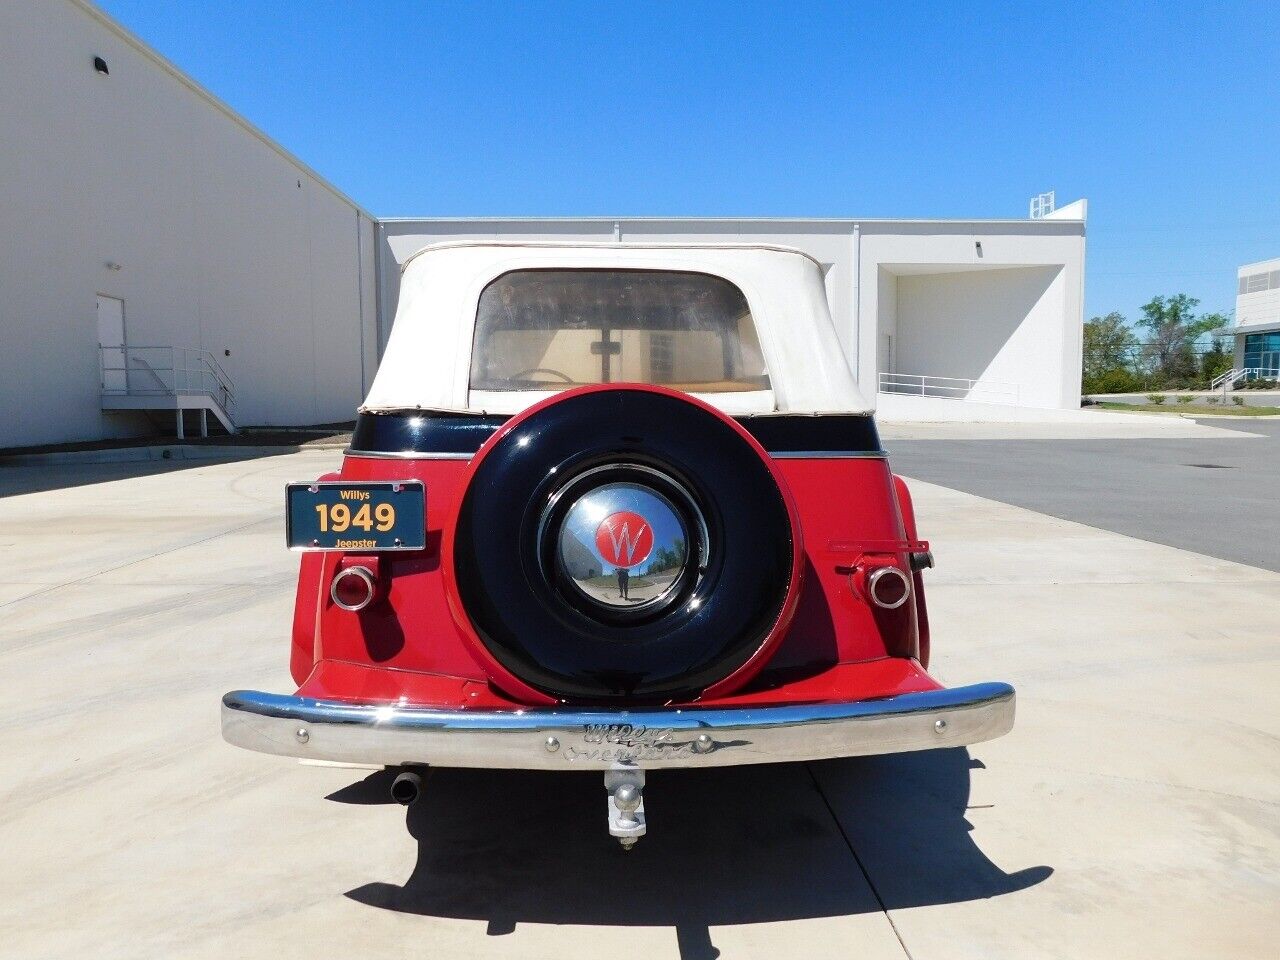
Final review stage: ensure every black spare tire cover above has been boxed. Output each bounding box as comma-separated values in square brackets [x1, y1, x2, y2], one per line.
[451, 387, 797, 703]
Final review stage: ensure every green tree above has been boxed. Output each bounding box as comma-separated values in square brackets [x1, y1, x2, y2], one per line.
[1135, 294, 1229, 385]
[1082, 311, 1137, 393]
[646, 538, 685, 574]
[1199, 337, 1233, 383]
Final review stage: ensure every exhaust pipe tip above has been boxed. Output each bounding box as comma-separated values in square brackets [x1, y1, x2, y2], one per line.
[390, 769, 423, 806]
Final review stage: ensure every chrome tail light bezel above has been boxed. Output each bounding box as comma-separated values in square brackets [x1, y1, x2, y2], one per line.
[330, 565, 377, 612]
[867, 565, 912, 610]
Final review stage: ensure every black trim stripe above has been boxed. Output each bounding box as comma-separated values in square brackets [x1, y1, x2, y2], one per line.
[348, 410, 882, 457]
[350, 411, 508, 456]
[736, 414, 881, 455]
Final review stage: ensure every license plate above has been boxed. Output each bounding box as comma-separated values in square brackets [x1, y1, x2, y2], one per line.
[285, 481, 425, 551]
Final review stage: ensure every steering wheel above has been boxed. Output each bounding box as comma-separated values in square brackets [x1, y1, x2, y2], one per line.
[510, 367, 574, 384]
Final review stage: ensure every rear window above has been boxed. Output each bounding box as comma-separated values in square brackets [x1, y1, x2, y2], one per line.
[470, 269, 770, 393]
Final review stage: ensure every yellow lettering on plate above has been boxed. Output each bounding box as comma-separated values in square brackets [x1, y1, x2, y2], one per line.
[329, 502, 351, 532]
[375, 503, 395, 531]
[352, 503, 374, 531]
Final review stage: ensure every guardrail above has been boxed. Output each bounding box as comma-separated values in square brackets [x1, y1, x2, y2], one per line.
[100, 346, 235, 415]
[877, 372, 1020, 406]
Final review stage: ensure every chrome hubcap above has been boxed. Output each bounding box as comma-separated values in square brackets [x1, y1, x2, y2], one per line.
[555, 479, 693, 611]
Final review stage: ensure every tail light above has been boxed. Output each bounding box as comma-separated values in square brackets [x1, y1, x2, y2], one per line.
[330, 565, 377, 611]
[867, 566, 911, 610]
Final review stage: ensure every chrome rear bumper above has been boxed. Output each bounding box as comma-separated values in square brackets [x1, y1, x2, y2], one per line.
[221, 682, 1014, 770]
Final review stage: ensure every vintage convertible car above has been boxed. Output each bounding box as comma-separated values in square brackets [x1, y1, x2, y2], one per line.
[222, 241, 1014, 848]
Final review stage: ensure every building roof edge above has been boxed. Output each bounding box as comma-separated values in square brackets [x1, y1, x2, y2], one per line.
[69, 0, 374, 219]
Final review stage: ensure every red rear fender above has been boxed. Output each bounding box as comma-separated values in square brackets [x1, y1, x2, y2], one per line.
[765, 458, 923, 673]
[892, 474, 930, 668]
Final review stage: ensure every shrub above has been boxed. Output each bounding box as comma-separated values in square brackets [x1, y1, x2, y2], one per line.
[1146, 393, 1166, 405]
[1087, 368, 1142, 395]
[1233, 396, 1245, 406]
[1176, 395, 1194, 404]
[1206, 396, 1220, 405]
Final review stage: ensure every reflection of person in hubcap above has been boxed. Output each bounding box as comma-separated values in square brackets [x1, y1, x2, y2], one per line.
[594, 509, 651, 603]
[557, 488, 694, 612]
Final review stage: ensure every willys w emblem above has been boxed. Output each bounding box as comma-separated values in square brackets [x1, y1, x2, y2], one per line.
[594, 511, 654, 568]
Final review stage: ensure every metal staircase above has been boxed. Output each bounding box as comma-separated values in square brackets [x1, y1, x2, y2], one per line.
[100, 346, 236, 437]
[1209, 367, 1280, 393]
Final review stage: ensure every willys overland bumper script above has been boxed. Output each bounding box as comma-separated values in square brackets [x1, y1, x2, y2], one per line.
[221, 682, 1015, 771]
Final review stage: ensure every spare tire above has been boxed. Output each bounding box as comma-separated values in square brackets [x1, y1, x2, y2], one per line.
[445, 385, 802, 703]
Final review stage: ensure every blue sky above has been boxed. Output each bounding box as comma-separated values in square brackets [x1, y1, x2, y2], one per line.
[97, 0, 1278, 325]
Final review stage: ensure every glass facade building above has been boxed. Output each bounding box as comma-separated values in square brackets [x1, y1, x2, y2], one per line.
[1243, 332, 1280, 374]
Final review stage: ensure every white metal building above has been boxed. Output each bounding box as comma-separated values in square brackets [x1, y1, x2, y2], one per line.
[1, 0, 1088, 449]
[1229, 258, 1280, 377]
[0, 0, 378, 448]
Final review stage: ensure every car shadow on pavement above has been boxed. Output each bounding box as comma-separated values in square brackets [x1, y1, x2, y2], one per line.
[0, 451, 283, 498]
[335, 749, 1051, 959]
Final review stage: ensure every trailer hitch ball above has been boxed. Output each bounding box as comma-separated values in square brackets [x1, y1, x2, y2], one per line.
[614, 784, 641, 815]
[604, 769, 647, 850]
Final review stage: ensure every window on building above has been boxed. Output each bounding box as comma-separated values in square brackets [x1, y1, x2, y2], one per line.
[1243, 332, 1280, 373]
[1241, 272, 1277, 294]
[470, 269, 770, 393]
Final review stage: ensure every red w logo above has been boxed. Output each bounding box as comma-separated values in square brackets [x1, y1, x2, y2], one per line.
[594, 511, 654, 568]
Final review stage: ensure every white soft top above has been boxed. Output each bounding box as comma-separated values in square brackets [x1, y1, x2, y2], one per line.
[362, 241, 870, 416]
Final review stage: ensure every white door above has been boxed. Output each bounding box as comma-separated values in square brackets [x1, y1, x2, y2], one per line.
[96, 295, 126, 392]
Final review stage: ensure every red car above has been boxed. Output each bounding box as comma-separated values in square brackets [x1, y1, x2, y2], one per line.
[222, 242, 1014, 848]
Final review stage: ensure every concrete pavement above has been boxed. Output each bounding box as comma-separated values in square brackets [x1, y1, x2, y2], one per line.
[0, 451, 1276, 959]
[884, 418, 1280, 572]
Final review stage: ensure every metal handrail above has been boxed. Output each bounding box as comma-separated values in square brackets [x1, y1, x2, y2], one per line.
[1210, 367, 1280, 391]
[99, 345, 236, 414]
[198, 351, 235, 404]
[877, 371, 1021, 406]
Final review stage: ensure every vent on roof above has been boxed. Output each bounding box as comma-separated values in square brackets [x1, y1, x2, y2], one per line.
[1029, 191, 1056, 219]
